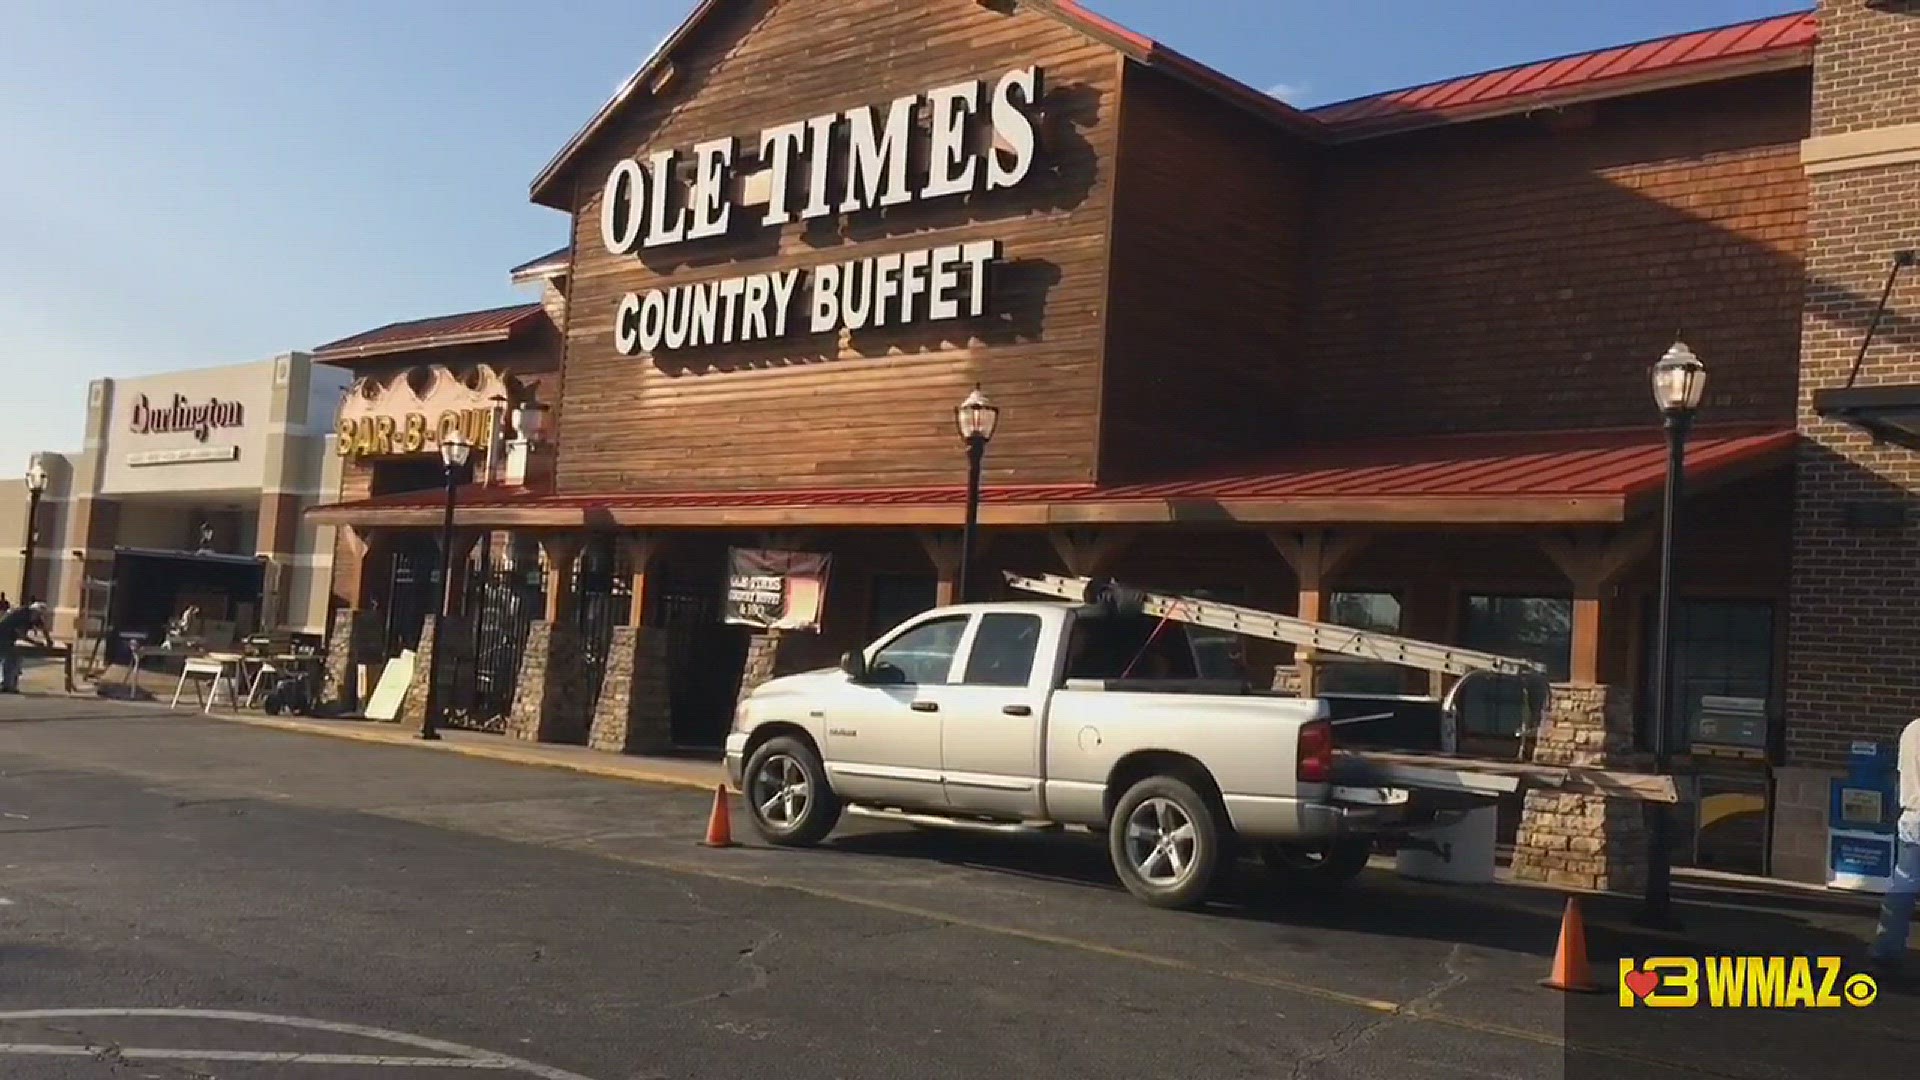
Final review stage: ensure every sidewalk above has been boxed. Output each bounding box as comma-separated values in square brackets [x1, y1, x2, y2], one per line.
[15, 654, 726, 793]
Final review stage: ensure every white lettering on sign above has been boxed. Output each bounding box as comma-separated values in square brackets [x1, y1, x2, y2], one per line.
[599, 67, 1043, 356]
[615, 242, 999, 357]
[129, 394, 246, 442]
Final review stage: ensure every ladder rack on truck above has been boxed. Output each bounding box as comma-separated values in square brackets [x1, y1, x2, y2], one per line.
[1006, 572, 1680, 804]
[1005, 572, 1545, 679]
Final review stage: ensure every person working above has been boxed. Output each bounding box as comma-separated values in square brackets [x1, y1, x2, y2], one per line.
[0, 600, 54, 694]
[1871, 716, 1920, 978]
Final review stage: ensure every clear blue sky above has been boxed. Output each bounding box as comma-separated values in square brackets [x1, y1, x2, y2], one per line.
[0, 0, 1809, 471]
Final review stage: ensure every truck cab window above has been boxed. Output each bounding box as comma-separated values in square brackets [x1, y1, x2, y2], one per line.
[867, 616, 968, 686]
[1065, 615, 1199, 681]
[962, 613, 1042, 687]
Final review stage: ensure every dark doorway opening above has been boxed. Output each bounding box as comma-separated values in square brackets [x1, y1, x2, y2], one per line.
[650, 550, 747, 750]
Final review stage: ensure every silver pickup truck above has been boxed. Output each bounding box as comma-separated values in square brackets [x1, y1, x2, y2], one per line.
[726, 595, 1477, 908]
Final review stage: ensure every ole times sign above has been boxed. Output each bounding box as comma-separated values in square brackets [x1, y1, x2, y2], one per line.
[599, 67, 1043, 357]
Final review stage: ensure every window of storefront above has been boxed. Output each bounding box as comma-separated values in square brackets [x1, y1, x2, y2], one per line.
[1638, 600, 1775, 753]
[1458, 595, 1572, 736]
[867, 572, 938, 639]
[1321, 591, 1405, 695]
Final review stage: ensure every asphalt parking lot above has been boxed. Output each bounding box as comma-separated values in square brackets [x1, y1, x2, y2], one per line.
[1, 694, 1911, 1078]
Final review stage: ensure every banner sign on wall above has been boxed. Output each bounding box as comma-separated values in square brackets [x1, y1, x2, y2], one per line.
[724, 548, 832, 631]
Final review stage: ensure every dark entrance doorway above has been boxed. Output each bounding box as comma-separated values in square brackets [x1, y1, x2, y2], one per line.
[381, 535, 439, 657]
[649, 551, 747, 750]
[570, 536, 632, 699]
[106, 548, 267, 660]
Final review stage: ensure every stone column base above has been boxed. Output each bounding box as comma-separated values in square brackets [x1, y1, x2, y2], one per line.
[736, 632, 785, 714]
[507, 621, 591, 744]
[1511, 683, 1649, 892]
[398, 616, 472, 733]
[320, 607, 375, 714]
[1769, 765, 1840, 884]
[589, 626, 673, 754]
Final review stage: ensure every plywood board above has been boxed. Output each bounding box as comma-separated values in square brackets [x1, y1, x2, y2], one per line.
[363, 650, 414, 721]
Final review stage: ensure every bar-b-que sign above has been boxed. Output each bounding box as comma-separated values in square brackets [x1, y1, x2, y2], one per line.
[599, 67, 1043, 357]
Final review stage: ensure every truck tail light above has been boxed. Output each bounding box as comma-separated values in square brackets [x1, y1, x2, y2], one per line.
[1297, 720, 1333, 784]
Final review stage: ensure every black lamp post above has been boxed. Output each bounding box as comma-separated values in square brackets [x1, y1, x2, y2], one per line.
[20, 459, 48, 603]
[418, 428, 474, 742]
[954, 386, 1000, 603]
[1638, 340, 1706, 930]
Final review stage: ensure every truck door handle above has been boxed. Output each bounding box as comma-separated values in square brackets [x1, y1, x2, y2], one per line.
[910, 701, 939, 713]
[1002, 704, 1033, 717]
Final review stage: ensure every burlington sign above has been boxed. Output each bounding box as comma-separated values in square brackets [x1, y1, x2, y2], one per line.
[600, 67, 1044, 356]
[129, 394, 245, 442]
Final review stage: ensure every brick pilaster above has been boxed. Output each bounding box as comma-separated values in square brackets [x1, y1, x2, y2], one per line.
[507, 621, 592, 744]
[588, 625, 674, 754]
[1511, 683, 1648, 892]
[319, 607, 376, 714]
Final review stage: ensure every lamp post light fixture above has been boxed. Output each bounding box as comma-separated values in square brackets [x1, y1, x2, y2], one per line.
[20, 458, 49, 603]
[954, 386, 1000, 604]
[1638, 340, 1706, 931]
[418, 428, 474, 742]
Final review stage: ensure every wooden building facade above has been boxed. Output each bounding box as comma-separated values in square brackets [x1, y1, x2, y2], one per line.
[310, 0, 1849, 883]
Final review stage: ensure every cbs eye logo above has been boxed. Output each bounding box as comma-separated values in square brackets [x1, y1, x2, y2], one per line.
[1843, 973, 1877, 1007]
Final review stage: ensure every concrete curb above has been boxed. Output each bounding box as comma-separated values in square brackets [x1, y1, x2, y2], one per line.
[188, 708, 728, 794]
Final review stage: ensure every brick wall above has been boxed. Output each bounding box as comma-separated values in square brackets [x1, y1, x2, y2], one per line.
[1785, 0, 1920, 771]
[1298, 74, 1810, 439]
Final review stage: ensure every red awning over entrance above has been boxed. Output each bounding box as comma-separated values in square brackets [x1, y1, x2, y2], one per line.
[310, 426, 1795, 530]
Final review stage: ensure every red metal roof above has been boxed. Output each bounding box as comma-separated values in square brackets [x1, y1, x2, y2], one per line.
[1311, 11, 1816, 138]
[313, 303, 547, 363]
[313, 426, 1795, 524]
[509, 246, 570, 279]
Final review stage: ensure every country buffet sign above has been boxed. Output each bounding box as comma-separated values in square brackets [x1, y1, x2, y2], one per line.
[599, 67, 1044, 356]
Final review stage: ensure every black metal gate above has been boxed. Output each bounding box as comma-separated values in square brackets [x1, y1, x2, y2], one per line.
[383, 544, 438, 656]
[455, 566, 543, 732]
[570, 538, 631, 697]
[652, 573, 748, 750]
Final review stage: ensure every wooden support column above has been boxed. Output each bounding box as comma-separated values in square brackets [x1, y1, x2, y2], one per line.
[1267, 530, 1369, 695]
[1539, 530, 1653, 685]
[539, 534, 584, 623]
[619, 533, 664, 627]
[918, 532, 964, 607]
[336, 525, 374, 609]
[441, 529, 481, 615]
[1049, 528, 1130, 579]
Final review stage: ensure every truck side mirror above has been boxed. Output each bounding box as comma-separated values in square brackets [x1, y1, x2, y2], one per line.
[839, 649, 868, 682]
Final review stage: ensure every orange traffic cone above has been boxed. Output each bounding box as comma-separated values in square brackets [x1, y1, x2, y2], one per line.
[702, 784, 738, 848]
[1540, 896, 1601, 993]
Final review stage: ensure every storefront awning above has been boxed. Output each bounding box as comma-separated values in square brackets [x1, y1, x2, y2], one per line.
[1812, 385, 1920, 451]
[308, 426, 1796, 531]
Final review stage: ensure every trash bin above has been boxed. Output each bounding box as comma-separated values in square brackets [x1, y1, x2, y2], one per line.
[1396, 806, 1498, 884]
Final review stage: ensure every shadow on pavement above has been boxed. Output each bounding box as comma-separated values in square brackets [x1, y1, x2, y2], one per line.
[815, 826, 1888, 968]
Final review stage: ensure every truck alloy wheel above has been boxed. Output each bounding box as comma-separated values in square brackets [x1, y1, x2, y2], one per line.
[1108, 776, 1222, 909]
[742, 736, 842, 846]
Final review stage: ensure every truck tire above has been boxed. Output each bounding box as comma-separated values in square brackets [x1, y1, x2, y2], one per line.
[743, 736, 842, 847]
[1259, 837, 1373, 888]
[1108, 775, 1224, 910]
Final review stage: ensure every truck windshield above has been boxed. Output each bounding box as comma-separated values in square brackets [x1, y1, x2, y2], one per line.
[1064, 615, 1244, 682]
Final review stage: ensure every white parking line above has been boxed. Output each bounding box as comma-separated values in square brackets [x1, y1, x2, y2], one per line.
[0, 1044, 518, 1067]
[0, 1010, 600, 1080]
